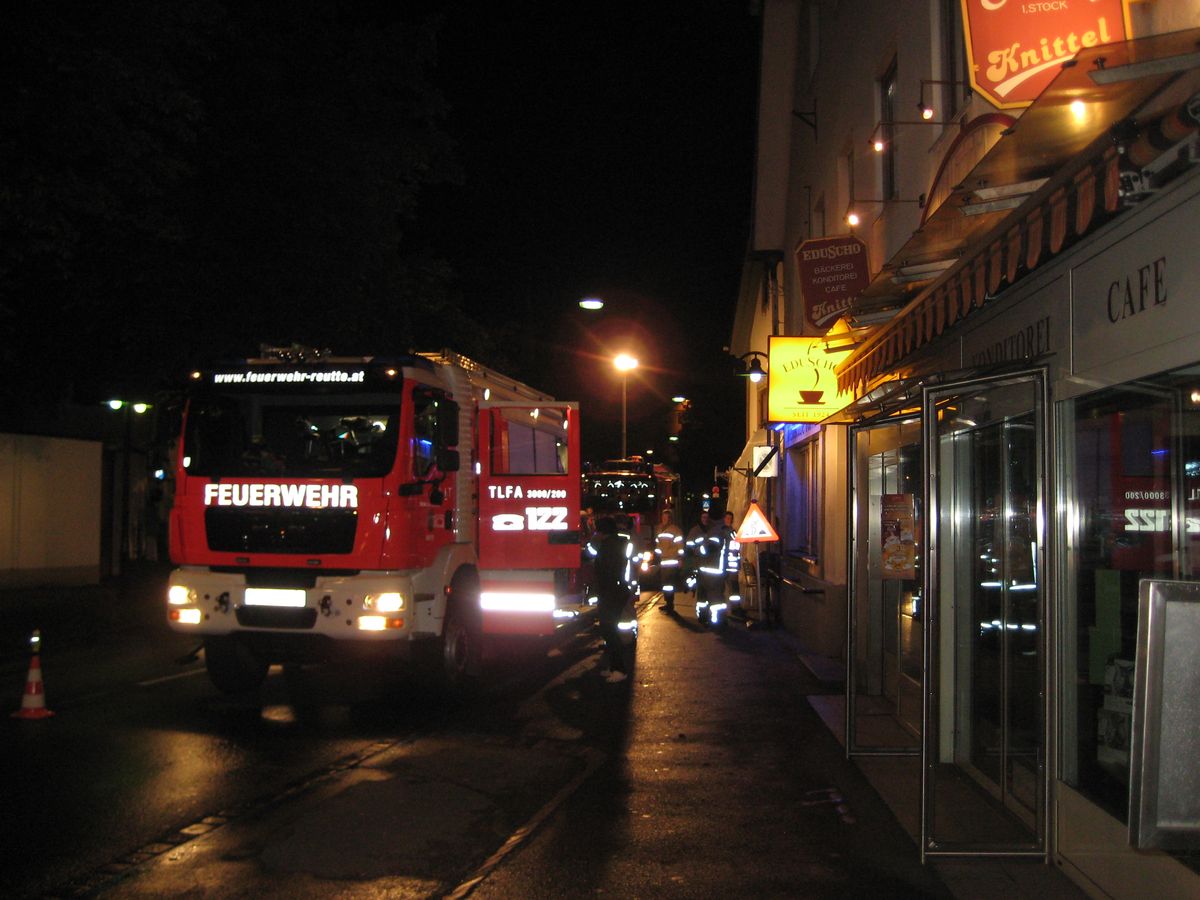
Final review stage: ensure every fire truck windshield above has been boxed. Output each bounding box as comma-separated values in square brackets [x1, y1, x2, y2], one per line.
[183, 392, 401, 478]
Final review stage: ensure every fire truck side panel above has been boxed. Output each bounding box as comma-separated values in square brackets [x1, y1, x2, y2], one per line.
[477, 404, 581, 571]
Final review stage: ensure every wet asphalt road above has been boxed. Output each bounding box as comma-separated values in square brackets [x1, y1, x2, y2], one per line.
[8, 585, 955, 899]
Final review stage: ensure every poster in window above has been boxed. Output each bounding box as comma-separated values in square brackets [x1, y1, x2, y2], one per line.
[881, 493, 916, 580]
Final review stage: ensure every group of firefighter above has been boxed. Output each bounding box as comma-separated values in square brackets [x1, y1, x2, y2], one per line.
[585, 507, 742, 618]
[656, 507, 741, 624]
[583, 505, 744, 681]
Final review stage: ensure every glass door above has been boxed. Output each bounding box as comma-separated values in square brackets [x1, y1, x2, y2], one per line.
[922, 371, 1047, 858]
[848, 414, 923, 755]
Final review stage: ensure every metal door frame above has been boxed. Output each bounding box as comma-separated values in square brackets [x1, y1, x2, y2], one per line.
[846, 410, 923, 757]
[920, 368, 1050, 860]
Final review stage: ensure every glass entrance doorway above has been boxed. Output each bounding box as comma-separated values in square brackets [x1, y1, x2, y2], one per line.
[922, 372, 1046, 857]
[848, 414, 923, 754]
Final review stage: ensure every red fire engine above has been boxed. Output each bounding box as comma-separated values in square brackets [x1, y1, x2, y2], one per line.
[166, 347, 584, 693]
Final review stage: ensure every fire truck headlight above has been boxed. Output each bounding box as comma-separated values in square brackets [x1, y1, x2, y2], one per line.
[168, 585, 197, 606]
[171, 608, 203, 625]
[365, 592, 405, 613]
[357, 615, 405, 631]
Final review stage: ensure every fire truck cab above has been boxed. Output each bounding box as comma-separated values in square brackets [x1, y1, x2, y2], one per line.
[166, 347, 584, 693]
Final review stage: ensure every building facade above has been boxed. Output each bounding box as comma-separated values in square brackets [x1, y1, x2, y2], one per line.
[731, 1, 1200, 895]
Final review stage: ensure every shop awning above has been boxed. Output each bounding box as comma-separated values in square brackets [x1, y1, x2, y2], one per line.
[838, 28, 1200, 395]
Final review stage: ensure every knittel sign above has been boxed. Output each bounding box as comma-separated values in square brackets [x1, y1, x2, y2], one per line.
[795, 235, 870, 333]
[960, 0, 1132, 109]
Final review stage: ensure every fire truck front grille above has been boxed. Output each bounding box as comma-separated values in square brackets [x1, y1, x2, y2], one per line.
[236, 606, 319, 629]
[205, 508, 358, 555]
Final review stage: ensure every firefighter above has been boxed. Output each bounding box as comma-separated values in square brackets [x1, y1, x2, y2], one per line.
[613, 514, 640, 595]
[589, 516, 633, 682]
[688, 509, 726, 623]
[654, 509, 684, 612]
[721, 510, 744, 618]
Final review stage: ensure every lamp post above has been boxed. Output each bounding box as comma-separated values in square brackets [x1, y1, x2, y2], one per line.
[613, 353, 638, 459]
[105, 398, 152, 575]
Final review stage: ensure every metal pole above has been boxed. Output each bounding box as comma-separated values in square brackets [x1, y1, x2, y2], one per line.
[621, 373, 628, 458]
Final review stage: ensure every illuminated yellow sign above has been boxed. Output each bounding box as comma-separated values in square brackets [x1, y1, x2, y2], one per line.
[766, 336, 854, 423]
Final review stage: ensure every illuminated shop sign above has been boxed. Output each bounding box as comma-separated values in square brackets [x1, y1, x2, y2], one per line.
[766, 336, 854, 423]
[794, 235, 870, 333]
[960, 0, 1131, 109]
[204, 483, 359, 509]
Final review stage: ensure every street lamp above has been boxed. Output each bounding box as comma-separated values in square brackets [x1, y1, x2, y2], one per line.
[613, 353, 638, 459]
[735, 351, 768, 383]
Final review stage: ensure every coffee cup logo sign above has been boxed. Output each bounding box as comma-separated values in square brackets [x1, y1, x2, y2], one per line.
[766, 336, 855, 424]
[960, 0, 1131, 109]
[795, 235, 871, 333]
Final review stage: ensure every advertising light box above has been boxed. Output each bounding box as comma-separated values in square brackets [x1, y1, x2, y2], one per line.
[766, 336, 855, 424]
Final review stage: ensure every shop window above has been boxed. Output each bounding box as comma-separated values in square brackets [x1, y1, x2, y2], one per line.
[785, 436, 819, 557]
[1062, 367, 1200, 835]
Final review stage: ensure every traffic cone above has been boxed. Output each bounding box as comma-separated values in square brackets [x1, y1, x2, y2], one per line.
[12, 630, 54, 720]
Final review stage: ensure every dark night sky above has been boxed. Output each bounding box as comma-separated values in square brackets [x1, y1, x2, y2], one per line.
[3, 1, 761, 480]
[423, 1, 762, 469]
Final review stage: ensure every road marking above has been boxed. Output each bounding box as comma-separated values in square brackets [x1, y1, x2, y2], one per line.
[137, 668, 208, 687]
[446, 745, 607, 899]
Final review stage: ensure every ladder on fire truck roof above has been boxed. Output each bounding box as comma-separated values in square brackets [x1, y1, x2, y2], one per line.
[416, 349, 554, 403]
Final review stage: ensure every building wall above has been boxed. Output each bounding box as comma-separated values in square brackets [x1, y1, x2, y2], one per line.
[738, 0, 1200, 892]
[1, 433, 102, 587]
[753, 0, 801, 254]
[785, 0, 945, 328]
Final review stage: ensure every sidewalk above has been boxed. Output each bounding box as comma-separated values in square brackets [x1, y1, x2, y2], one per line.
[774, 626, 1088, 900]
[0, 562, 175, 677]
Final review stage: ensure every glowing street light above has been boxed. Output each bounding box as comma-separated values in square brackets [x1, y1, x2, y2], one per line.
[613, 353, 638, 459]
[579, 296, 605, 311]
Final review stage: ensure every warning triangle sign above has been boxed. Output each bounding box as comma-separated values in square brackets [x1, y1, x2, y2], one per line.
[735, 501, 779, 543]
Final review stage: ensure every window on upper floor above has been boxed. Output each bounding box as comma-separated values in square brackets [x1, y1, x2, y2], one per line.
[940, 0, 970, 118]
[880, 59, 898, 201]
[844, 146, 856, 213]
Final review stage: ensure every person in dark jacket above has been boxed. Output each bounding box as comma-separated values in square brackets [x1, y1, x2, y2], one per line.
[588, 516, 633, 682]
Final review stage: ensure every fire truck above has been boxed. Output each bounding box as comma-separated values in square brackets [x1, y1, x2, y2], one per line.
[165, 346, 584, 694]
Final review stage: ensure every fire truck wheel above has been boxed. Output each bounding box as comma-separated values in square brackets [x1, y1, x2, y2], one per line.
[204, 636, 269, 694]
[441, 574, 482, 692]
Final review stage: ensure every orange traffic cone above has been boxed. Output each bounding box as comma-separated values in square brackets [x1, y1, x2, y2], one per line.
[12, 629, 54, 720]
